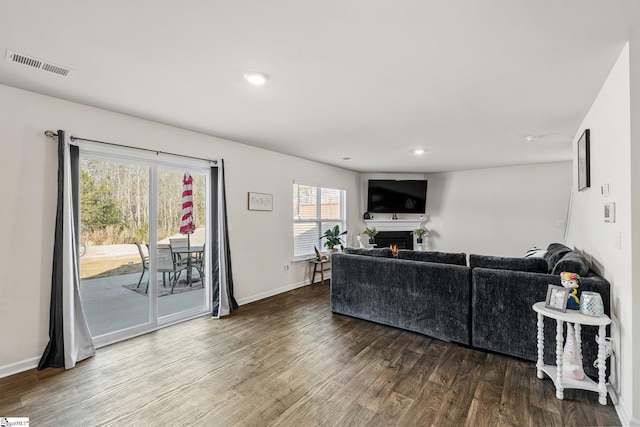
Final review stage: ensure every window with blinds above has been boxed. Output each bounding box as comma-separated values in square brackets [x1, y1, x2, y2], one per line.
[293, 183, 346, 259]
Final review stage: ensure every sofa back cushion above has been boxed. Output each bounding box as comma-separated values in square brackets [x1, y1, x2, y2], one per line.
[469, 254, 548, 273]
[397, 249, 467, 266]
[344, 247, 393, 257]
[551, 251, 591, 276]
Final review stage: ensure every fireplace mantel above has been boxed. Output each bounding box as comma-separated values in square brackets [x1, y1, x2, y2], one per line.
[364, 219, 424, 232]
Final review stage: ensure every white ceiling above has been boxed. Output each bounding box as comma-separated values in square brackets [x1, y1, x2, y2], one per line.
[1, 1, 638, 173]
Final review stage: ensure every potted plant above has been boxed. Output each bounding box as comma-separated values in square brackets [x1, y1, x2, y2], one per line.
[412, 227, 429, 244]
[322, 225, 347, 254]
[363, 227, 378, 244]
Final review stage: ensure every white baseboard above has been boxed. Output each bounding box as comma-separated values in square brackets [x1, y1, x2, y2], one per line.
[236, 279, 314, 306]
[614, 396, 639, 426]
[0, 356, 39, 379]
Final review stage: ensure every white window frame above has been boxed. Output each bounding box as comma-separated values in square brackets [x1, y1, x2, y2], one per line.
[293, 182, 346, 261]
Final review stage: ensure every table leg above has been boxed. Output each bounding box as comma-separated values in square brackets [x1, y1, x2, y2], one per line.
[574, 323, 582, 354]
[597, 325, 607, 405]
[187, 257, 192, 287]
[310, 263, 318, 284]
[536, 313, 544, 379]
[555, 319, 564, 400]
[320, 263, 325, 285]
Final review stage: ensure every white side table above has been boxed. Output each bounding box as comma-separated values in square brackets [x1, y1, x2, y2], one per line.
[532, 301, 611, 405]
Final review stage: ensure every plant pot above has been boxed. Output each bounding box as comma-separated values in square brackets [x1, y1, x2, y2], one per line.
[368, 238, 375, 244]
[416, 238, 423, 244]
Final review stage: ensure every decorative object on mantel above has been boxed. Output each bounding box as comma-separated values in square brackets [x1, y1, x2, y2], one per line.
[363, 212, 371, 220]
[322, 225, 347, 255]
[577, 129, 590, 191]
[560, 271, 580, 310]
[412, 227, 429, 244]
[248, 192, 273, 211]
[580, 291, 605, 317]
[355, 234, 365, 248]
[363, 227, 379, 244]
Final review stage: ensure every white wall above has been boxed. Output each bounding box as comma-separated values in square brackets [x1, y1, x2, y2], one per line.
[566, 42, 638, 423]
[361, 163, 571, 257]
[630, 36, 640, 426]
[0, 84, 361, 374]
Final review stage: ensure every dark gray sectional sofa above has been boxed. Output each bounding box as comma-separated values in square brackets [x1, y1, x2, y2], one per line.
[330, 243, 610, 378]
[330, 247, 471, 345]
[470, 244, 610, 378]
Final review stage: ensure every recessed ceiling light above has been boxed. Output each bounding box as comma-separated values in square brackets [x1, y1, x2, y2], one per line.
[412, 149, 425, 155]
[526, 135, 540, 142]
[244, 71, 268, 85]
[342, 157, 353, 161]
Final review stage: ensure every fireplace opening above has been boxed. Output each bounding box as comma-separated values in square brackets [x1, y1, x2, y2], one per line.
[373, 231, 413, 250]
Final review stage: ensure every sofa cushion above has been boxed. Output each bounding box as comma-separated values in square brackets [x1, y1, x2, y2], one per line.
[397, 249, 467, 266]
[545, 243, 573, 272]
[469, 254, 548, 273]
[551, 251, 591, 276]
[344, 247, 393, 257]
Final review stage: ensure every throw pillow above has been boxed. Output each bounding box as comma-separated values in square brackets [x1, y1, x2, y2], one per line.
[397, 250, 467, 266]
[551, 252, 590, 276]
[525, 247, 547, 258]
[545, 243, 573, 272]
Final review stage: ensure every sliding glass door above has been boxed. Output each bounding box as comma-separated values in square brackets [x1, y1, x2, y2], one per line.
[78, 146, 210, 345]
[157, 167, 207, 319]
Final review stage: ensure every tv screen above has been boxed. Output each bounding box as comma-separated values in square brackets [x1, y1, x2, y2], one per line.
[367, 180, 427, 214]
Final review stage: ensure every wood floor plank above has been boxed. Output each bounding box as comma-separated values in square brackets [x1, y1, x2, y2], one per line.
[498, 359, 534, 427]
[464, 380, 504, 427]
[0, 284, 620, 426]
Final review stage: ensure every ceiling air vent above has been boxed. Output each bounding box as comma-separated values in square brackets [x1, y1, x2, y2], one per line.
[5, 49, 72, 77]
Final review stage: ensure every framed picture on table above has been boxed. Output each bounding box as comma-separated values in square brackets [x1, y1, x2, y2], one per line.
[545, 285, 569, 312]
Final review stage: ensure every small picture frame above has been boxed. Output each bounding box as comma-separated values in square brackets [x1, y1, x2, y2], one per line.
[248, 192, 273, 211]
[577, 129, 590, 191]
[545, 285, 569, 312]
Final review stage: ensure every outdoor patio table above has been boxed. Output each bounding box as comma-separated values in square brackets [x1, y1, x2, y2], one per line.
[171, 245, 204, 286]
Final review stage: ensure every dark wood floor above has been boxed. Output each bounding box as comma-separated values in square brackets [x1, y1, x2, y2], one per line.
[0, 283, 621, 426]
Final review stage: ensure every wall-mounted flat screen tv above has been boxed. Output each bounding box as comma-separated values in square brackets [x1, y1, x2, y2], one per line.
[367, 179, 428, 214]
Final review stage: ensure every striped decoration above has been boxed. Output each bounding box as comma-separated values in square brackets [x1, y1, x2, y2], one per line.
[180, 172, 195, 234]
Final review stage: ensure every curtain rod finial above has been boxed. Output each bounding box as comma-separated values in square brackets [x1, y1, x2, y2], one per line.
[44, 130, 58, 138]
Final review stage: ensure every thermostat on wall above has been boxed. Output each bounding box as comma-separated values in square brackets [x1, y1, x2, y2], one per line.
[604, 202, 615, 223]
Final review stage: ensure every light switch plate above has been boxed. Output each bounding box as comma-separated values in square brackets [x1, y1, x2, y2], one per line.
[604, 202, 615, 223]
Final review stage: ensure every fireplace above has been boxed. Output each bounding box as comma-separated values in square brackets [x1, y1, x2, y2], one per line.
[373, 231, 413, 250]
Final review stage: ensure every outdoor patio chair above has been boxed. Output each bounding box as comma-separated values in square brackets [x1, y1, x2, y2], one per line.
[154, 244, 187, 294]
[135, 242, 149, 289]
[169, 237, 198, 268]
[192, 243, 205, 281]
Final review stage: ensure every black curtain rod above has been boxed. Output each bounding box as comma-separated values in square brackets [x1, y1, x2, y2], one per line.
[44, 130, 218, 165]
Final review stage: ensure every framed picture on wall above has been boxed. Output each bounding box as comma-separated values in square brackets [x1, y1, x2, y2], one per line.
[578, 129, 590, 191]
[248, 192, 273, 211]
